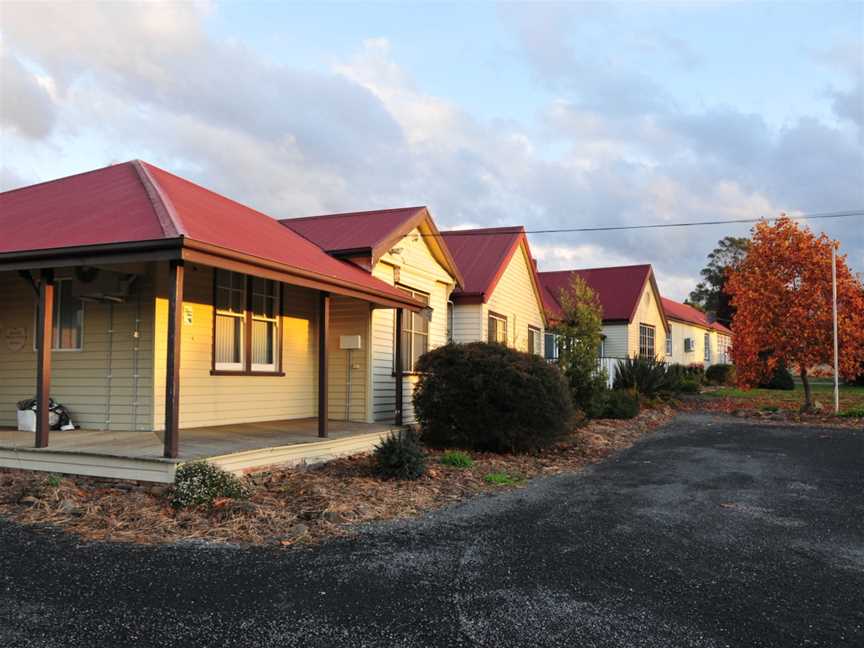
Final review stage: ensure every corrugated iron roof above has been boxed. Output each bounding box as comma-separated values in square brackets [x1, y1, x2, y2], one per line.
[0, 161, 421, 307]
[439, 227, 530, 302]
[280, 207, 426, 255]
[662, 297, 732, 334]
[539, 264, 654, 323]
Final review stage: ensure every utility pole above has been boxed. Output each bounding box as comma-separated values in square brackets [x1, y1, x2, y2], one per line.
[832, 246, 839, 414]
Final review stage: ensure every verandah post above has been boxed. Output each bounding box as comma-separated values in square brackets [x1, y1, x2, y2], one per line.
[164, 260, 184, 458]
[318, 291, 330, 438]
[35, 269, 54, 448]
[394, 307, 404, 426]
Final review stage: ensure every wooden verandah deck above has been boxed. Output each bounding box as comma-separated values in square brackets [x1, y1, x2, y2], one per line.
[0, 418, 397, 483]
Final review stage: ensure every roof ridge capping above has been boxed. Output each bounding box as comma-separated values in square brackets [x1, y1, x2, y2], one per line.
[281, 205, 427, 223]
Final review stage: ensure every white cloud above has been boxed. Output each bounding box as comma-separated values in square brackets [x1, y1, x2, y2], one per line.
[1, 1, 861, 298]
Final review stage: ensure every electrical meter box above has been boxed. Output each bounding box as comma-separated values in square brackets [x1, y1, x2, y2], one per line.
[339, 335, 362, 350]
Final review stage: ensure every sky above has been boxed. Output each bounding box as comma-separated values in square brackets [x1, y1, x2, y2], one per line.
[1, 0, 862, 300]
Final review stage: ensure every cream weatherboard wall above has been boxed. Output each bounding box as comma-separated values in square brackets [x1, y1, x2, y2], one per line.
[480, 243, 545, 353]
[450, 302, 482, 344]
[666, 320, 730, 367]
[0, 267, 155, 432]
[369, 228, 456, 424]
[152, 264, 320, 430]
[625, 280, 667, 360]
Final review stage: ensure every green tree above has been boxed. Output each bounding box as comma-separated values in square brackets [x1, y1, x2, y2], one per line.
[688, 236, 750, 325]
[555, 274, 607, 417]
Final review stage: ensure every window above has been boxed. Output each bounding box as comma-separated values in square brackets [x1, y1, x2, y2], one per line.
[544, 332, 559, 361]
[214, 270, 280, 373]
[528, 326, 542, 355]
[251, 277, 279, 371]
[704, 332, 711, 363]
[639, 324, 655, 358]
[718, 335, 731, 363]
[488, 312, 507, 344]
[396, 287, 429, 372]
[666, 335, 673, 357]
[35, 278, 83, 350]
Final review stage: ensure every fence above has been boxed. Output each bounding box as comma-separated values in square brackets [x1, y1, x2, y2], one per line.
[597, 356, 624, 388]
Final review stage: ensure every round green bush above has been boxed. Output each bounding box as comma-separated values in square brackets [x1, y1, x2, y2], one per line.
[602, 390, 640, 419]
[374, 429, 427, 480]
[413, 342, 575, 453]
[705, 363, 736, 386]
[171, 461, 249, 509]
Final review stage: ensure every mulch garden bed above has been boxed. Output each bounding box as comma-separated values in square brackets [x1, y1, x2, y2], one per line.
[0, 406, 674, 548]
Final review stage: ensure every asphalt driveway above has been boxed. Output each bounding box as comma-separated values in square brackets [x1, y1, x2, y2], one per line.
[1, 413, 862, 648]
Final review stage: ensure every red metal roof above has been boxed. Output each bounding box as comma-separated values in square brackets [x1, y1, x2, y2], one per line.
[280, 207, 426, 254]
[0, 161, 420, 306]
[539, 265, 654, 323]
[0, 162, 167, 252]
[662, 297, 732, 334]
[439, 227, 536, 303]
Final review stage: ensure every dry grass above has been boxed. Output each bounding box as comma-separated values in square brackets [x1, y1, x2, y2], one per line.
[0, 406, 674, 548]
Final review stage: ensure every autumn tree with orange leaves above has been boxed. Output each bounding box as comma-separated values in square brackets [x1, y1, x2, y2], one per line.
[726, 217, 864, 411]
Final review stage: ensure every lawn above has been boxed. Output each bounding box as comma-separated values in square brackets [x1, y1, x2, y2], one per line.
[703, 381, 864, 415]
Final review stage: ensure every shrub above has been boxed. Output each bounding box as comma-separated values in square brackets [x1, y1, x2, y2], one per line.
[759, 363, 794, 390]
[760, 405, 780, 413]
[440, 451, 474, 468]
[705, 363, 736, 386]
[483, 472, 521, 486]
[602, 390, 640, 419]
[677, 377, 702, 394]
[172, 462, 249, 509]
[613, 356, 668, 398]
[374, 429, 427, 480]
[414, 342, 575, 453]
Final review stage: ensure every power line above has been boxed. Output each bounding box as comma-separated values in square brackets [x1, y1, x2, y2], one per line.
[430, 209, 864, 237]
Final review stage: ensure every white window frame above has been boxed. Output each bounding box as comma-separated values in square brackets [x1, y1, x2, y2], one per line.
[704, 332, 711, 363]
[639, 323, 655, 358]
[488, 312, 507, 345]
[528, 326, 542, 355]
[214, 270, 246, 371]
[666, 334, 673, 357]
[250, 277, 279, 373]
[33, 278, 84, 352]
[395, 286, 429, 373]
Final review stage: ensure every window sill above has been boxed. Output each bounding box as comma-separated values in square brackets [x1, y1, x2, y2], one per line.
[210, 370, 285, 377]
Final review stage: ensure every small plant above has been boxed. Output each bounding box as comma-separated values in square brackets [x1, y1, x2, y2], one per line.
[677, 377, 702, 394]
[483, 472, 521, 486]
[440, 451, 474, 468]
[374, 429, 427, 480]
[838, 406, 864, 418]
[45, 473, 62, 488]
[602, 390, 640, 419]
[172, 461, 249, 509]
[760, 405, 780, 413]
[613, 356, 668, 398]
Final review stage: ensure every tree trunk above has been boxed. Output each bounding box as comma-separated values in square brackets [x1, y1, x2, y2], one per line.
[800, 366, 813, 412]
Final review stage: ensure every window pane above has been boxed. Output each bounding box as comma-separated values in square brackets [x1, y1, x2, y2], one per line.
[413, 332, 427, 367]
[488, 317, 495, 342]
[232, 272, 246, 290]
[401, 329, 411, 369]
[252, 293, 266, 316]
[215, 314, 242, 364]
[216, 287, 231, 311]
[252, 319, 275, 366]
[231, 287, 245, 313]
[414, 311, 429, 334]
[216, 269, 232, 288]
